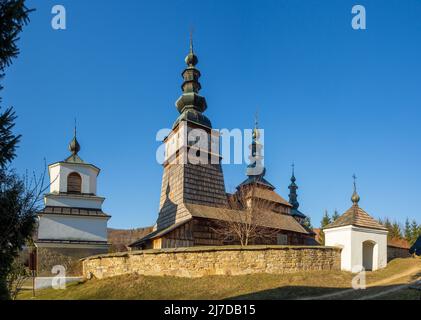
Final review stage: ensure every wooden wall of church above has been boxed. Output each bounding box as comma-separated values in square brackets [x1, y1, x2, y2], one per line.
[159, 217, 311, 248]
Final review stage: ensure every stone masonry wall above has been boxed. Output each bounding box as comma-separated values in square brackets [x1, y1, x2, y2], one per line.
[82, 246, 341, 279]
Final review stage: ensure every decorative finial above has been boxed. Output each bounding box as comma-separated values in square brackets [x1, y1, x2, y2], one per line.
[252, 110, 261, 140]
[351, 174, 360, 204]
[189, 27, 194, 54]
[185, 29, 198, 66]
[291, 163, 296, 182]
[68, 120, 80, 156]
[255, 110, 259, 129]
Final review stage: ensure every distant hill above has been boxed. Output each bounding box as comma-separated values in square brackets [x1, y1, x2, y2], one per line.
[108, 227, 153, 252]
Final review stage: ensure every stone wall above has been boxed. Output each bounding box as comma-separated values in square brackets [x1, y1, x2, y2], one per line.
[82, 245, 341, 279]
[37, 247, 108, 276]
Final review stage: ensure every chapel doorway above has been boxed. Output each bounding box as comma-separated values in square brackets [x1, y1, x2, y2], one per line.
[362, 240, 376, 271]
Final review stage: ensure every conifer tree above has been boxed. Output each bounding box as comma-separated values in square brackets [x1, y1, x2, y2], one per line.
[332, 209, 340, 222]
[319, 210, 331, 245]
[404, 218, 412, 242]
[410, 220, 420, 245]
[303, 216, 313, 230]
[390, 221, 402, 239]
[0, 0, 35, 300]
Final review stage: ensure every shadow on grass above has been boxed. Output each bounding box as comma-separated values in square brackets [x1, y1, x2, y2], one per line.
[228, 283, 421, 300]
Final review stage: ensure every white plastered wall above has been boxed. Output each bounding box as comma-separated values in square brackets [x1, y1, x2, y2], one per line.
[324, 225, 388, 272]
[48, 162, 99, 195]
[37, 214, 108, 242]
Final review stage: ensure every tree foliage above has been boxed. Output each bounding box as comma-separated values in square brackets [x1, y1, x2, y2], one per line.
[0, 0, 33, 76]
[318, 210, 331, 245]
[332, 209, 340, 222]
[0, 0, 35, 300]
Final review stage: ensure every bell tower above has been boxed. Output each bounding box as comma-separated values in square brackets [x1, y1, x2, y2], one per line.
[155, 35, 228, 230]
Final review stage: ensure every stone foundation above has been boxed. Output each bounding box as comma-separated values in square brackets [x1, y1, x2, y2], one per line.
[37, 246, 108, 276]
[82, 245, 341, 279]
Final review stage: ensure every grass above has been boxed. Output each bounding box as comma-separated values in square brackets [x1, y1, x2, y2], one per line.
[18, 258, 421, 300]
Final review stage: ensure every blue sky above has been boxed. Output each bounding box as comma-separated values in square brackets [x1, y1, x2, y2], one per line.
[3, 0, 421, 229]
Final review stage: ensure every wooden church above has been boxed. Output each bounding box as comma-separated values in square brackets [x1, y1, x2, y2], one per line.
[130, 39, 315, 250]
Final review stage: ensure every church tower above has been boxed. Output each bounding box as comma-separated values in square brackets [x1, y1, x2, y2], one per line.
[35, 128, 110, 276]
[288, 165, 308, 224]
[155, 36, 227, 231]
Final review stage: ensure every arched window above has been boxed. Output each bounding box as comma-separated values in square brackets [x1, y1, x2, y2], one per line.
[67, 172, 82, 194]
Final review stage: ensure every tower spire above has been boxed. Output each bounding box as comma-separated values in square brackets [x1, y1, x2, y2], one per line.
[247, 116, 265, 178]
[288, 163, 299, 210]
[351, 174, 360, 205]
[189, 27, 194, 54]
[173, 32, 211, 129]
[68, 120, 80, 156]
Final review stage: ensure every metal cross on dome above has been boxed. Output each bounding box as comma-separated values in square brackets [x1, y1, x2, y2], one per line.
[353, 174, 357, 190]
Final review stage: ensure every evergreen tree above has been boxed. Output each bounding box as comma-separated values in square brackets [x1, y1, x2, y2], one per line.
[382, 218, 393, 240]
[321, 210, 331, 227]
[404, 218, 412, 242]
[410, 220, 420, 245]
[0, 0, 35, 300]
[319, 210, 331, 245]
[390, 221, 402, 239]
[303, 216, 313, 230]
[332, 209, 340, 222]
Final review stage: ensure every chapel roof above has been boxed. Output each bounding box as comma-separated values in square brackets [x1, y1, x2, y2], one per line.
[323, 176, 387, 231]
[323, 204, 387, 231]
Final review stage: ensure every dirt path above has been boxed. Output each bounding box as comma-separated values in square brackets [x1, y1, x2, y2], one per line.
[357, 279, 421, 300]
[298, 266, 421, 300]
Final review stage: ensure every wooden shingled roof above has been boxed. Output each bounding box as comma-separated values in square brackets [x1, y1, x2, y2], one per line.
[323, 204, 387, 231]
[248, 188, 293, 207]
[185, 203, 309, 234]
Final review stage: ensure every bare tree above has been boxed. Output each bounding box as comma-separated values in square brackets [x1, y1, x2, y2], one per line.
[211, 185, 281, 246]
[6, 259, 30, 300]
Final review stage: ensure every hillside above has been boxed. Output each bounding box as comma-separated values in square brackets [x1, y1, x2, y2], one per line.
[19, 258, 421, 300]
[107, 227, 153, 252]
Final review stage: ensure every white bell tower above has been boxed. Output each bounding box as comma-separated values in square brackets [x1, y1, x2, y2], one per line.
[35, 127, 110, 276]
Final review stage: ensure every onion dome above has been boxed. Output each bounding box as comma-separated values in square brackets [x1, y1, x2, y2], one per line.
[65, 123, 85, 164]
[351, 174, 360, 204]
[69, 127, 80, 155]
[185, 39, 198, 66]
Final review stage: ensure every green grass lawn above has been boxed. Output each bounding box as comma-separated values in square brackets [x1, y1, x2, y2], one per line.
[18, 258, 421, 300]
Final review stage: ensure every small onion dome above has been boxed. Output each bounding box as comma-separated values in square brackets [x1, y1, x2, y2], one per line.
[69, 136, 80, 155]
[351, 190, 360, 204]
[291, 174, 296, 183]
[185, 52, 198, 66]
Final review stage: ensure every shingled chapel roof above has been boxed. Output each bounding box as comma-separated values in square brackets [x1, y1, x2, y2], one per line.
[324, 204, 387, 230]
[324, 175, 388, 231]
